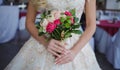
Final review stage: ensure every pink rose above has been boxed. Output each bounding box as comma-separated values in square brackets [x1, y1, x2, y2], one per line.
[46, 22, 57, 33]
[64, 11, 72, 16]
[54, 11, 61, 19]
[54, 19, 61, 25]
[70, 17, 74, 24]
[51, 10, 61, 19]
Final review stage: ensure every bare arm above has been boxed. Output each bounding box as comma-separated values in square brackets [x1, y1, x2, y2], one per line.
[71, 0, 96, 54]
[26, 1, 66, 57]
[26, 1, 48, 47]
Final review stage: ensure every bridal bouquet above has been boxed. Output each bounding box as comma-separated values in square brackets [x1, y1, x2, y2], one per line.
[36, 9, 82, 41]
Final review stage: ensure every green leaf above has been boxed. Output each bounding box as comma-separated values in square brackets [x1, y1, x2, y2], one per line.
[35, 24, 40, 29]
[41, 13, 45, 18]
[74, 17, 79, 23]
[38, 27, 43, 32]
[65, 33, 72, 38]
[54, 29, 61, 37]
[65, 23, 71, 28]
[71, 24, 80, 29]
[38, 32, 45, 36]
[51, 33, 56, 39]
[66, 16, 71, 19]
[66, 19, 71, 24]
[52, 30, 60, 40]
[41, 11, 48, 18]
[71, 30, 82, 34]
[60, 17, 66, 23]
[47, 10, 51, 14]
[70, 8, 76, 16]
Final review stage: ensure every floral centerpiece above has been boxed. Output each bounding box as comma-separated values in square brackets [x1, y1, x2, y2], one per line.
[35, 9, 82, 41]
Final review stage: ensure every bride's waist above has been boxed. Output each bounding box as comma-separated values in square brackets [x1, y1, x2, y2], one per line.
[29, 33, 81, 49]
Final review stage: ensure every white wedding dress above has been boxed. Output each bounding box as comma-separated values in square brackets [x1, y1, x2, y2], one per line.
[5, 0, 101, 70]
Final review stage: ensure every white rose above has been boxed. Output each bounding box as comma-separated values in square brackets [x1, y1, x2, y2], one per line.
[40, 19, 48, 27]
[40, 19, 48, 32]
[61, 15, 66, 18]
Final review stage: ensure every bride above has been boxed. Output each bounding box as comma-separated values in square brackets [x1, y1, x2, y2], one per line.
[5, 0, 101, 70]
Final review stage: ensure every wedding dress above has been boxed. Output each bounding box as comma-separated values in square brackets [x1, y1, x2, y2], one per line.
[5, 0, 101, 70]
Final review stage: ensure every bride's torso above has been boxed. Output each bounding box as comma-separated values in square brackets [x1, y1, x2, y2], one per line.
[31, 0, 86, 49]
[46, 0, 85, 11]
[30, 0, 87, 49]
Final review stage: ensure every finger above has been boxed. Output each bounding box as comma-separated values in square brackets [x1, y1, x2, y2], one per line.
[58, 52, 73, 64]
[48, 44, 64, 53]
[58, 58, 71, 64]
[55, 51, 68, 63]
[53, 44, 65, 53]
[55, 50, 71, 64]
[47, 49, 61, 57]
[56, 50, 68, 61]
[55, 54, 70, 64]
[50, 45, 64, 54]
[54, 40, 65, 48]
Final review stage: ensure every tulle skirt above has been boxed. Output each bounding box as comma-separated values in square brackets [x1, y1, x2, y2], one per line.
[5, 34, 101, 70]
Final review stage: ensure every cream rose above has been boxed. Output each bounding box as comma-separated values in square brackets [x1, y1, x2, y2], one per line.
[40, 19, 48, 32]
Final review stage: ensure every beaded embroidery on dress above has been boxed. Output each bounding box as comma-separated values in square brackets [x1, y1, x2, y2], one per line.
[5, 0, 101, 70]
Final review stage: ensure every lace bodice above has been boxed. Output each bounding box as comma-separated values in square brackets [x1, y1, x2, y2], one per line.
[47, 0, 85, 20]
[31, 0, 88, 20]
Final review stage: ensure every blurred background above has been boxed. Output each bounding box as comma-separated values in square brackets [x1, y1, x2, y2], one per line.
[0, 0, 120, 70]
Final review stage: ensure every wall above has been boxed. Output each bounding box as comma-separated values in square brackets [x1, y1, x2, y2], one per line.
[106, 0, 120, 9]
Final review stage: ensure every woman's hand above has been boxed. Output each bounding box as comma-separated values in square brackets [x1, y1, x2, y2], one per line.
[55, 48, 78, 65]
[46, 39, 66, 57]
